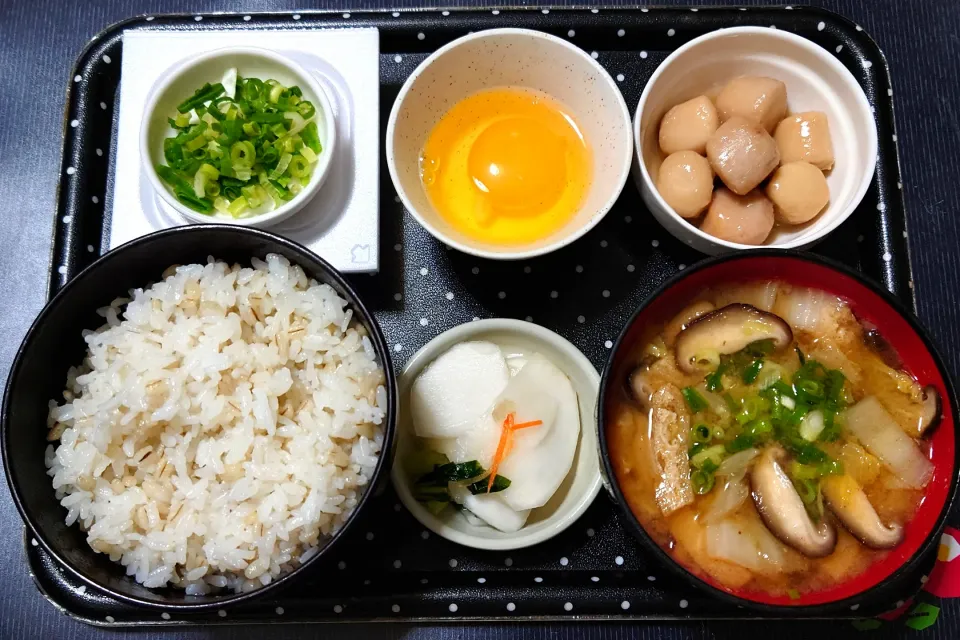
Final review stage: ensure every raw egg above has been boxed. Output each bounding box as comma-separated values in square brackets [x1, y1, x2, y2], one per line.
[419, 87, 592, 245]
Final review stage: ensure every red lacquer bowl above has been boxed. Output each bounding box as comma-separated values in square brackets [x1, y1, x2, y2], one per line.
[598, 250, 958, 614]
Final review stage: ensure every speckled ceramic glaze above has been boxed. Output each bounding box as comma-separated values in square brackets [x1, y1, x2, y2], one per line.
[634, 27, 878, 255]
[387, 28, 632, 260]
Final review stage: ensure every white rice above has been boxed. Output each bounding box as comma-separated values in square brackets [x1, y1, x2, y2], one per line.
[45, 254, 386, 594]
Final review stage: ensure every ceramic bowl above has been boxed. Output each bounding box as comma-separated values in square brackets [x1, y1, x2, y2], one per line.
[392, 319, 602, 550]
[1, 225, 396, 611]
[598, 250, 958, 613]
[141, 47, 337, 228]
[387, 28, 633, 260]
[634, 27, 878, 255]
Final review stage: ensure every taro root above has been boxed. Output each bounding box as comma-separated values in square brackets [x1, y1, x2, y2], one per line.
[774, 111, 835, 171]
[706, 117, 780, 195]
[700, 187, 775, 245]
[674, 303, 793, 374]
[656, 151, 714, 218]
[716, 76, 788, 133]
[766, 161, 830, 225]
[659, 95, 720, 155]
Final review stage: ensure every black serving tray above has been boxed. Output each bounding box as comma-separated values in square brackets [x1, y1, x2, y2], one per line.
[36, 6, 923, 627]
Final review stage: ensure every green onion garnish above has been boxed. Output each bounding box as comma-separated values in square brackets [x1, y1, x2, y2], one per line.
[682, 387, 709, 413]
[156, 70, 322, 216]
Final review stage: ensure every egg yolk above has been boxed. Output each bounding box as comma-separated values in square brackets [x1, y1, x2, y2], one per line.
[467, 117, 567, 217]
[419, 87, 592, 246]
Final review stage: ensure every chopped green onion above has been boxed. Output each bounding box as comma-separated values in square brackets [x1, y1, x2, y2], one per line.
[468, 475, 511, 494]
[682, 387, 709, 413]
[742, 359, 764, 384]
[690, 444, 726, 470]
[691, 469, 716, 495]
[176, 82, 225, 113]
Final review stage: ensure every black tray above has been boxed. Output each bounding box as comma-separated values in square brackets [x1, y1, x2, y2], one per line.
[36, 6, 921, 627]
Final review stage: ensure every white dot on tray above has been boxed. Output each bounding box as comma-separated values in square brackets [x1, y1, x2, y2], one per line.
[57, 265, 67, 275]
[591, 51, 599, 59]
[591, 576, 599, 582]
[66, 167, 76, 175]
[217, 610, 226, 617]
[575, 264, 583, 273]
[100, 101, 107, 110]
[560, 557, 569, 566]
[883, 252, 892, 262]
[534, 576, 543, 583]
[680, 600, 689, 609]
[194, 15, 203, 21]
[616, 74, 624, 82]
[442, 10, 450, 16]
[420, 267, 428, 276]
[392, 11, 400, 17]
[878, 202, 887, 211]
[888, 88, 894, 97]
[366, 532, 374, 541]
[293, 14, 300, 20]
[550, 291, 558, 299]
[836, 45, 844, 53]
[667, 28, 676, 36]
[605, 340, 613, 349]
[393, 559, 402, 568]
[651, 239, 659, 247]
[394, 55, 403, 63]
[602, 290, 610, 298]
[102, 54, 111, 64]
[92, 196, 99, 203]
[577, 315, 585, 323]
[74, 74, 82, 82]
[592, 8, 600, 13]
[564, 602, 573, 612]
[106, 615, 115, 623]
[243, 15, 251, 21]
[640, 51, 648, 59]
[394, 344, 402, 352]
[338, 561, 346, 570]
[615, 556, 624, 566]
[568, 30, 576, 37]
[525, 315, 533, 322]
[851, 604, 860, 611]
[892, 134, 898, 142]
[492, 9, 500, 15]
[471, 266, 480, 275]
[679, 264, 687, 270]
[393, 293, 402, 301]
[63, 215, 72, 224]
[419, 317, 428, 326]
[343, 12, 351, 18]
[478, 577, 487, 584]
[448, 603, 458, 613]
[504, 557, 513, 567]
[77, 586, 86, 595]
[498, 291, 506, 300]
[420, 530, 429, 539]
[70, 119, 79, 128]
[621, 601, 631, 610]
[275, 607, 284, 615]
[817, 21, 826, 31]
[392, 604, 400, 613]
[586, 528, 595, 537]
[600, 240, 608, 247]
[449, 558, 458, 568]
[863, 60, 873, 69]
[617, 29, 625, 37]
[523, 265, 532, 274]
[445, 292, 454, 300]
[161, 612, 171, 620]
[648, 575, 657, 581]
[856, 24, 863, 31]
[627, 264, 635, 273]
[96, 148, 103, 156]
[418, 32, 426, 40]
[507, 602, 516, 612]
[542, 9, 550, 14]
[334, 604, 343, 613]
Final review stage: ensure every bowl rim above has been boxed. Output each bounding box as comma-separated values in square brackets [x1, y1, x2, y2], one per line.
[390, 318, 603, 550]
[633, 26, 880, 252]
[385, 27, 633, 261]
[597, 248, 959, 613]
[1, 224, 397, 611]
[139, 46, 338, 228]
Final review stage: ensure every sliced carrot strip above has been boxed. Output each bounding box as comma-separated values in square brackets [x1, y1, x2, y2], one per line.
[512, 420, 543, 430]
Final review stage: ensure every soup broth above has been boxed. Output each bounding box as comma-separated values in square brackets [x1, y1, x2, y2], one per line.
[607, 280, 940, 599]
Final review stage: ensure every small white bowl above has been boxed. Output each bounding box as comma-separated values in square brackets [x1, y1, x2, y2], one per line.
[386, 29, 633, 260]
[634, 27, 878, 255]
[141, 47, 337, 228]
[392, 319, 602, 550]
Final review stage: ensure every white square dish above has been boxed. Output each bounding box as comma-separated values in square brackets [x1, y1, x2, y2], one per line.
[111, 28, 381, 272]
